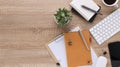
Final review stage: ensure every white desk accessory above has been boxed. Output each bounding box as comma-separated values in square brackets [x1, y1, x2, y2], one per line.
[89, 8, 120, 45]
[47, 26, 98, 67]
[94, 56, 107, 67]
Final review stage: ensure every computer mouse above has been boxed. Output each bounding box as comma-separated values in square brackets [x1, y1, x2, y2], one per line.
[94, 56, 107, 67]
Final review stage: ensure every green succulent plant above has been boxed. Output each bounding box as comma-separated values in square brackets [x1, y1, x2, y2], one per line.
[54, 8, 72, 27]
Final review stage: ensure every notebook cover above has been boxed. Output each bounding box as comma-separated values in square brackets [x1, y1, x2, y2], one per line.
[64, 30, 92, 67]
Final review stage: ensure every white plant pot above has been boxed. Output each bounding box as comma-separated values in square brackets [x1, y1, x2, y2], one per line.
[54, 16, 70, 27]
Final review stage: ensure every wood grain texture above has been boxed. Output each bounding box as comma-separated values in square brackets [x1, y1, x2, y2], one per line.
[0, 0, 119, 67]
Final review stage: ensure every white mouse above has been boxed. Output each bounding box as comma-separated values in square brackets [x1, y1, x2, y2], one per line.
[94, 56, 107, 67]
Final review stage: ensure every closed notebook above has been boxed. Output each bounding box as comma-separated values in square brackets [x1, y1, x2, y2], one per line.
[64, 30, 92, 67]
[70, 0, 100, 22]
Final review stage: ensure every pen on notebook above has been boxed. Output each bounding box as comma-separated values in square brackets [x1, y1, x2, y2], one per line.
[79, 31, 89, 50]
[81, 5, 103, 15]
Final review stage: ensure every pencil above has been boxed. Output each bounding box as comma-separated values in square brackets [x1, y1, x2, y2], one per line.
[79, 30, 90, 50]
[82, 5, 103, 15]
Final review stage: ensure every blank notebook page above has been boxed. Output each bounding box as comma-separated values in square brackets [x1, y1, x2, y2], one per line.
[70, 0, 99, 21]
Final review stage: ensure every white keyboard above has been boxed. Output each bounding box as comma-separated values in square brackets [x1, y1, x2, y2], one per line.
[89, 8, 120, 45]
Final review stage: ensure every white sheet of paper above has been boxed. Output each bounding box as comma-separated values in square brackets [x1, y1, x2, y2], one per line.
[48, 26, 98, 67]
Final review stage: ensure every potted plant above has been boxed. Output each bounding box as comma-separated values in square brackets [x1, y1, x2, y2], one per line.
[54, 8, 72, 27]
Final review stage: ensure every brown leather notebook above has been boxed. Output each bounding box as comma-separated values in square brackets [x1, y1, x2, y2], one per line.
[64, 30, 92, 67]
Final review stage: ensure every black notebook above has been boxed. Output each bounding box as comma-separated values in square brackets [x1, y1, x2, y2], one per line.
[108, 41, 120, 67]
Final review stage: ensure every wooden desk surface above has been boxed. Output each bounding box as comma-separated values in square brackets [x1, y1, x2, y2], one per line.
[0, 0, 120, 67]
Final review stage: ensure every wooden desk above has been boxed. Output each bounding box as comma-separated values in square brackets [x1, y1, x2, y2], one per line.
[0, 0, 119, 67]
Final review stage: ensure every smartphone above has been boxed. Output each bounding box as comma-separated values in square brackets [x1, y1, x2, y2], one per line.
[108, 41, 120, 67]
